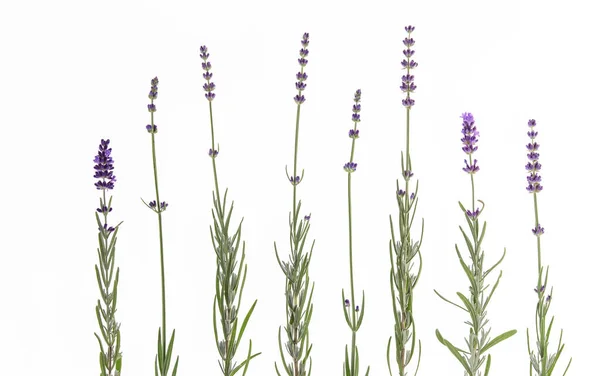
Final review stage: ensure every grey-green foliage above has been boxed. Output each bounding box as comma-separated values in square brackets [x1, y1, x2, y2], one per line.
[211, 189, 260, 376]
[435, 201, 516, 376]
[94, 196, 122, 376]
[274, 202, 315, 376]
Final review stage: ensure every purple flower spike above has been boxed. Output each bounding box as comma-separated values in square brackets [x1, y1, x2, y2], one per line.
[525, 119, 543, 193]
[294, 33, 310, 101]
[94, 139, 116, 190]
[344, 162, 357, 173]
[463, 159, 480, 174]
[401, 24, 417, 117]
[200, 45, 216, 102]
[532, 224, 545, 236]
[460, 112, 479, 155]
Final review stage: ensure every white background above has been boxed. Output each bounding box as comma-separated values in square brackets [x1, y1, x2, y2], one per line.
[1, 0, 597, 375]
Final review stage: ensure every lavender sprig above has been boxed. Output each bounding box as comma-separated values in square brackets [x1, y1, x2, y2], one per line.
[201, 45, 260, 376]
[435, 113, 516, 376]
[341, 89, 370, 376]
[93, 139, 123, 376]
[143, 77, 179, 376]
[274, 33, 315, 376]
[387, 25, 423, 376]
[524, 119, 572, 376]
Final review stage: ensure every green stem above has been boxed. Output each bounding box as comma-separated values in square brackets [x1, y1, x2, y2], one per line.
[533, 192, 546, 375]
[150, 104, 167, 358]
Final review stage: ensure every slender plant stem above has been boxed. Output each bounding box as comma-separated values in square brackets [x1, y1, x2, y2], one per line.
[150, 105, 167, 354]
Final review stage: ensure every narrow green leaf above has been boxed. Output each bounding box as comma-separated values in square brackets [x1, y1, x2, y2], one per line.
[480, 329, 517, 353]
[434, 289, 468, 312]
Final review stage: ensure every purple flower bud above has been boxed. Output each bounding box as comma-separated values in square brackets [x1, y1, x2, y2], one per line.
[199, 46, 209, 60]
[294, 94, 305, 104]
[209, 148, 219, 158]
[402, 98, 415, 108]
[401, 60, 418, 69]
[299, 48, 309, 57]
[353, 104, 361, 113]
[301, 33, 309, 47]
[289, 175, 300, 185]
[146, 124, 157, 133]
[527, 130, 538, 139]
[348, 129, 359, 139]
[160, 201, 168, 210]
[94, 139, 116, 190]
[466, 208, 481, 219]
[149, 200, 156, 208]
[202, 61, 212, 71]
[344, 162, 357, 173]
[534, 284, 546, 293]
[403, 170, 414, 179]
[295, 81, 307, 91]
[354, 89, 362, 102]
[205, 92, 216, 101]
[352, 113, 361, 122]
[400, 82, 417, 93]
[203, 82, 216, 92]
[298, 58, 308, 66]
[97, 205, 112, 213]
[401, 75, 414, 83]
[397, 189, 406, 196]
[304, 214, 311, 221]
[344, 299, 350, 307]
[546, 295, 552, 302]
[147, 104, 156, 112]
[528, 119, 537, 127]
[463, 159, 480, 174]
[296, 72, 308, 81]
[410, 192, 415, 200]
[403, 49, 415, 58]
[203, 71, 213, 80]
[355, 305, 360, 312]
[405, 25, 415, 33]
[532, 224, 545, 236]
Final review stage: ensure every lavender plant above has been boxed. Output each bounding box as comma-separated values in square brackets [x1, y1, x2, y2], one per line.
[200, 45, 260, 376]
[93, 139, 123, 376]
[341, 89, 370, 376]
[274, 32, 315, 376]
[524, 119, 572, 376]
[142, 77, 179, 376]
[435, 113, 516, 376]
[387, 25, 423, 376]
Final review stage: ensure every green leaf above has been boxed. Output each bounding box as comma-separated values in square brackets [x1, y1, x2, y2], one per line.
[171, 355, 179, 376]
[236, 299, 257, 346]
[435, 330, 472, 375]
[164, 329, 176, 371]
[480, 329, 517, 353]
[483, 355, 491, 376]
[386, 337, 393, 376]
[434, 289, 468, 312]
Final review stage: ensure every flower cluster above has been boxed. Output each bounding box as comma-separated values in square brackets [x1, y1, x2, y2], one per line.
[343, 89, 362, 173]
[401, 26, 417, 108]
[149, 200, 168, 212]
[94, 139, 116, 190]
[526, 119, 543, 194]
[208, 148, 219, 158]
[461, 112, 480, 174]
[200, 45, 215, 102]
[294, 33, 309, 105]
[289, 175, 300, 185]
[147, 77, 158, 113]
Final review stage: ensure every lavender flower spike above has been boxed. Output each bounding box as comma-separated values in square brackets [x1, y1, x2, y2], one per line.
[93, 138, 122, 376]
[94, 139, 116, 190]
[293, 33, 309, 104]
[525, 119, 572, 374]
[200, 45, 216, 102]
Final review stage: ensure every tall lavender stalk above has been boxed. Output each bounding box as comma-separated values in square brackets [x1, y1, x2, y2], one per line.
[435, 113, 516, 376]
[274, 32, 315, 376]
[143, 77, 179, 376]
[524, 119, 572, 376]
[387, 25, 423, 376]
[93, 139, 123, 376]
[341, 89, 370, 376]
[200, 45, 260, 376]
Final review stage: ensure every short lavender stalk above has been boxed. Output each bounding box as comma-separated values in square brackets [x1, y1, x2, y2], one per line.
[341, 90, 370, 376]
[274, 32, 315, 376]
[435, 113, 516, 376]
[524, 119, 572, 376]
[200, 45, 260, 376]
[387, 25, 423, 376]
[93, 139, 123, 376]
[144, 77, 179, 376]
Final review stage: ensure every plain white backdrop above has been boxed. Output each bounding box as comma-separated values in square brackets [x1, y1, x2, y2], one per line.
[1, 0, 597, 375]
